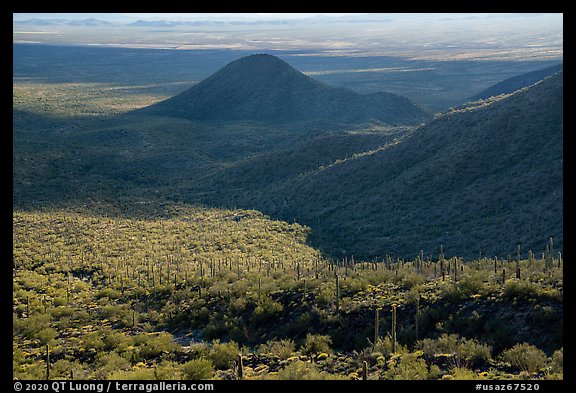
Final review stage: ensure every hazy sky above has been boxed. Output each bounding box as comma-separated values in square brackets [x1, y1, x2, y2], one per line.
[12, 13, 366, 22]
[13, 13, 562, 61]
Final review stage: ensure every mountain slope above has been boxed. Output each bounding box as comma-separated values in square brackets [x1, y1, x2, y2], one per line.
[190, 72, 563, 259]
[138, 54, 432, 125]
[470, 63, 563, 101]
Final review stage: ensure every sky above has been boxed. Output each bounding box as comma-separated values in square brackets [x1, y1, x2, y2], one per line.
[12, 13, 563, 61]
[12, 13, 367, 22]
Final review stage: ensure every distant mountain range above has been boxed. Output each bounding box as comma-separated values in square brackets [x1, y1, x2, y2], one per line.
[15, 18, 115, 26]
[470, 63, 563, 101]
[138, 54, 432, 125]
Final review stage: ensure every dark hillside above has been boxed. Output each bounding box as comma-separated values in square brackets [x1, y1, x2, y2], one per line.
[138, 54, 432, 125]
[192, 73, 563, 259]
[470, 63, 563, 101]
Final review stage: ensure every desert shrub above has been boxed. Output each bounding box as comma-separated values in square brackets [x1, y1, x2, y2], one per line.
[188, 342, 210, 359]
[107, 368, 156, 380]
[37, 327, 58, 346]
[100, 304, 129, 321]
[13, 362, 47, 380]
[450, 366, 487, 380]
[383, 352, 441, 380]
[208, 340, 241, 369]
[417, 334, 491, 368]
[455, 337, 492, 367]
[101, 329, 131, 352]
[96, 287, 122, 300]
[134, 332, 180, 360]
[501, 279, 551, 299]
[49, 359, 86, 379]
[300, 334, 332, 357]
[271, 361, 344, 380]
[400, 273, 425, 289]
[257, 339, 296, 360]
[13, 313, 52, 339]
[501, 343, 548, 373]
[181, 358, 214, 380]
[549, 348, 563, 373]
[252, 297, 283, 326]
[93, 352, 131, 379]
[154, 361, 184, 380]
[455, 273, 488, 296]
[373, 336, 408, 356]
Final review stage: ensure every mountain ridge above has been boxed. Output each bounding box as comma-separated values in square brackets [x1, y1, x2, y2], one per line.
[470, 63, 563, 101]
[138, 54, 432, 125]
[187, 72, 563, 259]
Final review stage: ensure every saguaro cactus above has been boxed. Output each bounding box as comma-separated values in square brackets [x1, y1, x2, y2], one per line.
[335, 274, 340, 313]
[237, 354, 244, 380]
[392, 304, 397, 353]
[374, 308, 380, 344]
[415, 296, 420, 341]
[516, 243, 521, 279]
[45, 344, 50, 380]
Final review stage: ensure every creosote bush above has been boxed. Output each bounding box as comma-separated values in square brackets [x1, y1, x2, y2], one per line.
[501, 343, 548, 373]
[208, 340, 241, 370]
[257, 339, 296, 360]
[383, 352, 442, 380]
[181, 358, 214, 380]
[300, 334, 332, 357]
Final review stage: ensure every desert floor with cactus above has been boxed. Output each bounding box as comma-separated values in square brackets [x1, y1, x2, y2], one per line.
[13, 205, 563, 380]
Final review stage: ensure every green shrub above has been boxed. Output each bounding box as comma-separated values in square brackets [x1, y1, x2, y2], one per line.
[208, 340, 240, 369]
[417, 334, 491, 368]
[502, 278, 542, 299]
[384, 352, 441, 380]
[300, 334, 332, 357]
[271, 360, 344, 380]
[456, 273, 487, 296]
[49, 359, 86, 379]
[549, 348, 563, 373]
[135, 332, 180, 360]
[101, 329, 130, 352]
[501, 343, 548, 373]
[13, 313, 52, 339]
[450, 366, 487, 380]
[252, 297, 283, 326]
[373, 336, 408, 356]
[181, 358, 214, 380]
[96, 288, 122, 300]
[154, 361, 184, 380]
[107, 368, 156, 380]
[93, 352, 131, 379]
[257, 339, 296, 360]
[37, 327, 58, 346]
[13, 362, 47, 380]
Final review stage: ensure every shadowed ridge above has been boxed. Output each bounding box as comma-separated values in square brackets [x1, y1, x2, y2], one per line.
[137, 53, 432, 125]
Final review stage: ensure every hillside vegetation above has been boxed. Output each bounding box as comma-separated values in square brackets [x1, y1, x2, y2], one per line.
[13, 205, 563, 380]
[187, 72, 563, 259]
[12, 44, 564, 381]
[470, 63, 563, 101]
